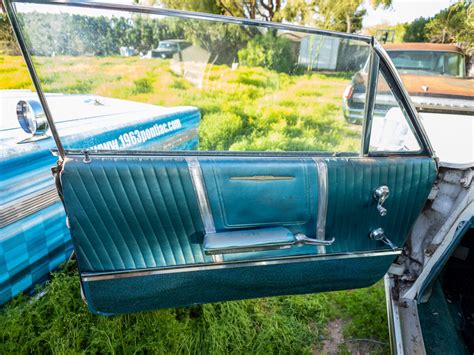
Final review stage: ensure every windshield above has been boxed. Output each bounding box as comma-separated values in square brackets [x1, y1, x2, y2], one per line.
[158, 42, 179, 50]
[387, 50, 465, 78]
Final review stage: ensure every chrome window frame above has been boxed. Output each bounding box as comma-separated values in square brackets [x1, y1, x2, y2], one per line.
[5, 0, 434, 160]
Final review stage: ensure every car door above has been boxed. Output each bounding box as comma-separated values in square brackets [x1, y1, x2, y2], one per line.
[6, 0, 436, 315]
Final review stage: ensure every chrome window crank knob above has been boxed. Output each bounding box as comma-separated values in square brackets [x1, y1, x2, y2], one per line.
[369, 228, 397, 250]
[373, 185, 389, 216]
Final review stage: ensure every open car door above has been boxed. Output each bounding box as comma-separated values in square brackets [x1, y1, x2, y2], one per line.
[6, 0, 437, 315]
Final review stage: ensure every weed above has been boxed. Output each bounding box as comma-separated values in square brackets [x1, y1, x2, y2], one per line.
[132, 77, 154, 94]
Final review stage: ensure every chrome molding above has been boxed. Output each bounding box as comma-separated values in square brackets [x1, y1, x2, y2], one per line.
[314, 159, 328, 254]
[186, 158, 216, 234]
[0, 187, 60, 228]
[186, 157, 222, 262]
[361, 45, 380, 155]
[385, 274, 405, 355]
[372, 39, 434, 158]
[229, 175, 295, 181]
[81, 249, 401, 282]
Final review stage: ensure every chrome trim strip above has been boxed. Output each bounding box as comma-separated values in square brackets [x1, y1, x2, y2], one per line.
[186, 157, 221, 262]
[373, 39, 434, 157]
[361, 46, 380, 156]
[0, 187, 60, 228]
[314, 159, 328, 254]
[62, 151, 430, 159]
[82, 249, 401, 282]
[186, 158, 216, 234]
[229, 175, 295, 181]
[385, 274, 405, 355]
[10, 0, 372, 43]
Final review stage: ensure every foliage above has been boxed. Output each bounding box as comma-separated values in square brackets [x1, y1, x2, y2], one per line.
[132, 75, 154, 94]
[403, 17, 430, 42]
[0, 261, 326, 354]
[161, 0, 285, 21]
[158, 0, 392, 33]
[364, 22, 407, 43]
[425, 1, 473, 51]
[199, 112, 244, 150]
[238, 32, 297, 73]
[0, 54, 361, 152]
[403, 2, 473, 53]
[0, 261, 389, 353]
[328, 282, 389, 343]
[281, 0, 392, 33]
[0, 54, 387, 352]
[0, 55, 33, 89]
[0, 13, 20, 55]
[15, 12, 184, 56]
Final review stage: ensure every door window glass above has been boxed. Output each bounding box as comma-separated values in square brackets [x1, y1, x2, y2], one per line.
[369, 72, 421, 153]
[12, 2, 371, 154]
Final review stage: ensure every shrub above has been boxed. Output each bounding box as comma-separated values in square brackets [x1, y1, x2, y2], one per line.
[238, 32, 297, 73]
[132, 76, 154, 94]
[199, 112, 244, 150]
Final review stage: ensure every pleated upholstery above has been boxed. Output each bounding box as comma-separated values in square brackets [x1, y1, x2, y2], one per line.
[61, 155, 436, 274]
[325, 157, 437, 253]
[61, 157, 207, 272]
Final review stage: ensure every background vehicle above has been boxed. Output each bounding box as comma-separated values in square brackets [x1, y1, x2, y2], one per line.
[343, 43, 474, 123]
[144, 39, 191, 59]
[0, 90, 200, 304]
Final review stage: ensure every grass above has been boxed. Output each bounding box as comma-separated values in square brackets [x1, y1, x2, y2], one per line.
[0, 262, 390, 354]
[1, 55, 388, 353]
[0, 55, 362, 153]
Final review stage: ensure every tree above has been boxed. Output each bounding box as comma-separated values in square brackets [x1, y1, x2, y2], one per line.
[403, 17, 429, 42]
[0, 13, 20, 55]
[157, 0, 392, 33]
[425, 1, 473, 51]
[279, 0, 391, 33]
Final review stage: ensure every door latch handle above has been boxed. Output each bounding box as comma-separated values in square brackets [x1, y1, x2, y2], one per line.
[373, 185, 389, 216]
[294, 233, 335, 247]
[369, 228, 397, 249]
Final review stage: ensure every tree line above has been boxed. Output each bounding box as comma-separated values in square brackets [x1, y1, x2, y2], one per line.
[404, 1, 472, 52]
[1, 0, 471, 56]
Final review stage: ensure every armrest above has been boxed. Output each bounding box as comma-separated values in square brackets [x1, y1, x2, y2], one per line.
[204, 227, 294, 255]
[203, 227, 334, 255]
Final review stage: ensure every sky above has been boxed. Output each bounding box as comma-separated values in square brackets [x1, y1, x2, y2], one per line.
[362, 0, 456, 27]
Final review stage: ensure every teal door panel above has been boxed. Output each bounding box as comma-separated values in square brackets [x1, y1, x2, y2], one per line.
[324, 157, 437, 253]
[81, 253, 397, 315]
[200, 158, 317, 230]
[60, 155, 436, 314]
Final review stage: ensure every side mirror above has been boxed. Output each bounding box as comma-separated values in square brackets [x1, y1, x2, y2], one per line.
[16, 99, 50, 143]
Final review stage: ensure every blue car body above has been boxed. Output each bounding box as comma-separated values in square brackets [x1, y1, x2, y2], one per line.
[0, 90, 200, 304]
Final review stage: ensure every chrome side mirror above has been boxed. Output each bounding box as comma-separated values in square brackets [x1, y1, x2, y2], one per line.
[16, 99, 49, 143]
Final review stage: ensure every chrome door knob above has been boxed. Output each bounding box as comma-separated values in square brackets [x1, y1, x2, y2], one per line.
[369, 228, 397, 249]
[373, 185, 389, 216]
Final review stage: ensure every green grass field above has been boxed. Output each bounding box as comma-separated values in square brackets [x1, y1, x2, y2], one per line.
[0, 262, 389, 354]
[1, 55, 362, 152]
[1, 55, 388, 354]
